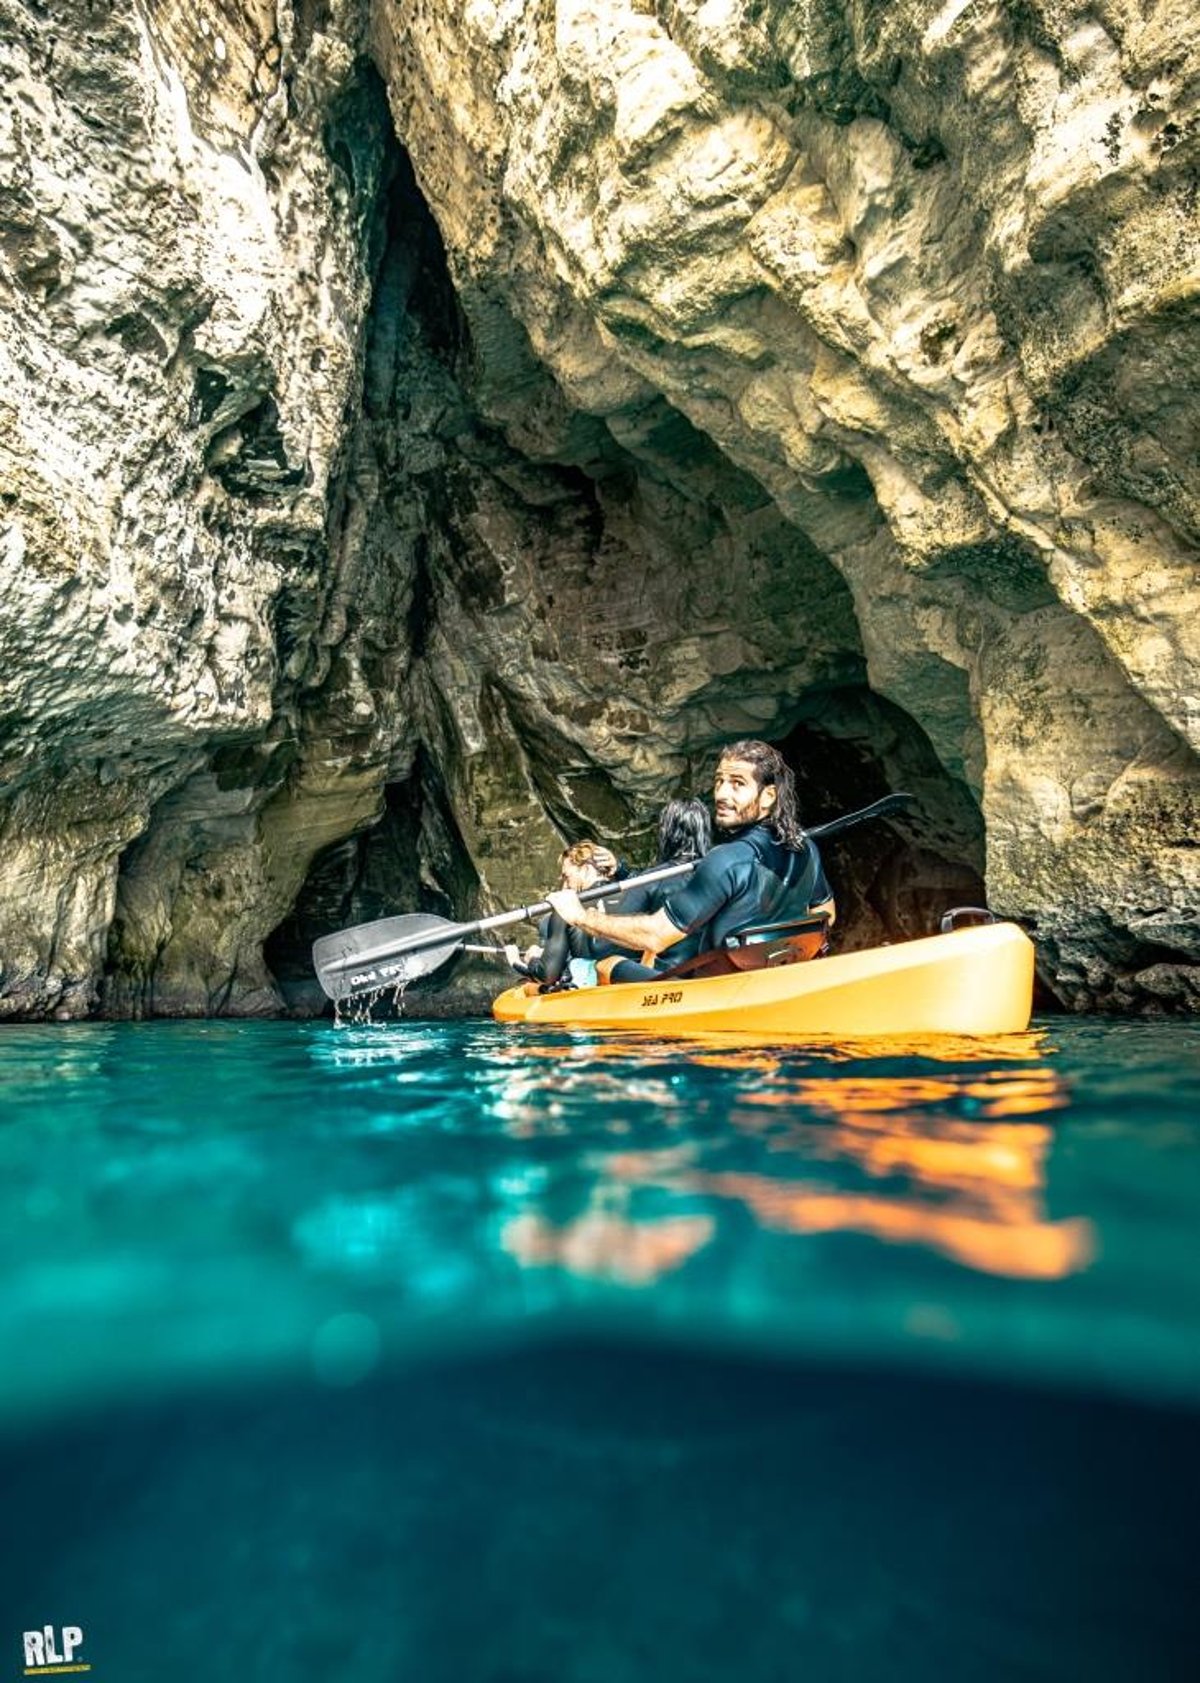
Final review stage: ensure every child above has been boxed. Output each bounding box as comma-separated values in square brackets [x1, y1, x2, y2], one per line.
[513, 841, 618, 988]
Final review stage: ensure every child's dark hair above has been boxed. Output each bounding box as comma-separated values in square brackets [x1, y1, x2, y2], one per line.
[657, 797, 712, 863]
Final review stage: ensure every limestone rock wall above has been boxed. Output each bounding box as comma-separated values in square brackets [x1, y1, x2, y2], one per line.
[0, 0, 1196, 1017]
[0, 0, 390, 1014]
[371, 0, 1199, 1011]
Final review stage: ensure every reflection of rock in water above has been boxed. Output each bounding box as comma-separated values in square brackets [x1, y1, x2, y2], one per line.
[2, 1339, 1196, 1682]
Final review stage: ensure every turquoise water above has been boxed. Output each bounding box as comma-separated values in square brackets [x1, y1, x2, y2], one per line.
[1, 1017, 1198, 1677]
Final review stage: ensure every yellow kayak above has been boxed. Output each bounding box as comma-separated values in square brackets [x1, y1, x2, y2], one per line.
[493, 922, 1035, 1038]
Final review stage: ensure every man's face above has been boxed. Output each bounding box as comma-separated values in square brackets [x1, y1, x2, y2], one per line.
[712, 757, 777, 830]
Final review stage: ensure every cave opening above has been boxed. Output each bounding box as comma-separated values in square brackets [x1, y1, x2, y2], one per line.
[268, 679, 991, 1014]
[768, 687, 987, 953]
[264, 749, 479, 1013]
[262, 58, 992, 1016]
[263, 69, 483, 1014]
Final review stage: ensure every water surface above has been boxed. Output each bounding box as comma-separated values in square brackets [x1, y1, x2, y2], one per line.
[2, 1016, 1197, 1419]
[1, 1017, 1197, 1678]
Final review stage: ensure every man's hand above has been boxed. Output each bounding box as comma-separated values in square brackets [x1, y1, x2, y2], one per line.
[547, 888, 586, 926]
[590, 846, 618, 877]
[546, 891, 682, 957]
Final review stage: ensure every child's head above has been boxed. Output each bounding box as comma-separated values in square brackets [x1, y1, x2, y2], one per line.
[558, 841, 612, 893]
[657, 796, 712, 863]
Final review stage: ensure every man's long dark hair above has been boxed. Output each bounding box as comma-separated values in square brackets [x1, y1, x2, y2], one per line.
[720, 739, 807, 849]
[657, 797, 712, 863]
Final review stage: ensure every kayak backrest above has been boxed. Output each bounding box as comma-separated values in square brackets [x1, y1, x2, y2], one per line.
[664, 913, 831, 981]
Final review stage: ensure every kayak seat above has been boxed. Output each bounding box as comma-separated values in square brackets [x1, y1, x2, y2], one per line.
[663, 913, 831, 982]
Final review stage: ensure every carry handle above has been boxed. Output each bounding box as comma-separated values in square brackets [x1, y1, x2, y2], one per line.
[939, 906, 996, 933]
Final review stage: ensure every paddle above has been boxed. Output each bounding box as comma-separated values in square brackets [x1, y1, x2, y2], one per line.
[806, 789, 913, 841]
[312, 860, 698, 1001]
[311, 791, 914, 1001]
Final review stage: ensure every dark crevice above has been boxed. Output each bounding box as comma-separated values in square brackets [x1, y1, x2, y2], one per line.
[773, 689, 987, 951]
[206, 395, 307, 498]
[264, 749, 479, 1011]
[1128, 940, 1198, 970]
[406, 534, 436, 660]
[191, 366, 233, 424]
[360, 135, 464, 399]
[323, 62, 396, 239]
[545, 463, 609, 547]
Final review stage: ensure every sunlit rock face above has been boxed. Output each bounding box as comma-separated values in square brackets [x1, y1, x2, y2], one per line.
[0, 0, 1196, 1017]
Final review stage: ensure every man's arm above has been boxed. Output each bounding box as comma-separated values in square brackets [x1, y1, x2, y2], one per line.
[546, 891, 685, 956]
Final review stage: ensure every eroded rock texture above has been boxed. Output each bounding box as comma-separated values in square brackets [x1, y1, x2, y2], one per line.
[0, 0, 1197, 1016]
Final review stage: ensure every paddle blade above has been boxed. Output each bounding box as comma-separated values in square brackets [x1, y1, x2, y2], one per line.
[312, 913, 463, 1001]
[808, 792, 915, 841]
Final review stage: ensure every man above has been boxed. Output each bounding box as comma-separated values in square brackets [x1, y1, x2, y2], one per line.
[547, 740, 834, 976]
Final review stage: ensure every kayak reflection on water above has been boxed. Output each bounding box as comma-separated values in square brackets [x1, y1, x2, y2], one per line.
[483, 1030, 1090, 1286]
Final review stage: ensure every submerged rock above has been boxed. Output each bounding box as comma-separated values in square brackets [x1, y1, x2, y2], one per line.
[0, 0, 1196, 1017]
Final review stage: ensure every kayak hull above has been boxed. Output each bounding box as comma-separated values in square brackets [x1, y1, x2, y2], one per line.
[492, 922, 1036, 1038]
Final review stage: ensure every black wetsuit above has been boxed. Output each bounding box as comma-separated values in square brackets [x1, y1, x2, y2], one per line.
[528, 862, 702, 986]
[610, 823, 832, 981]
[600, 871, 707, 971]
[525, 915, 597, 986]
[529, 827, 829, 986]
